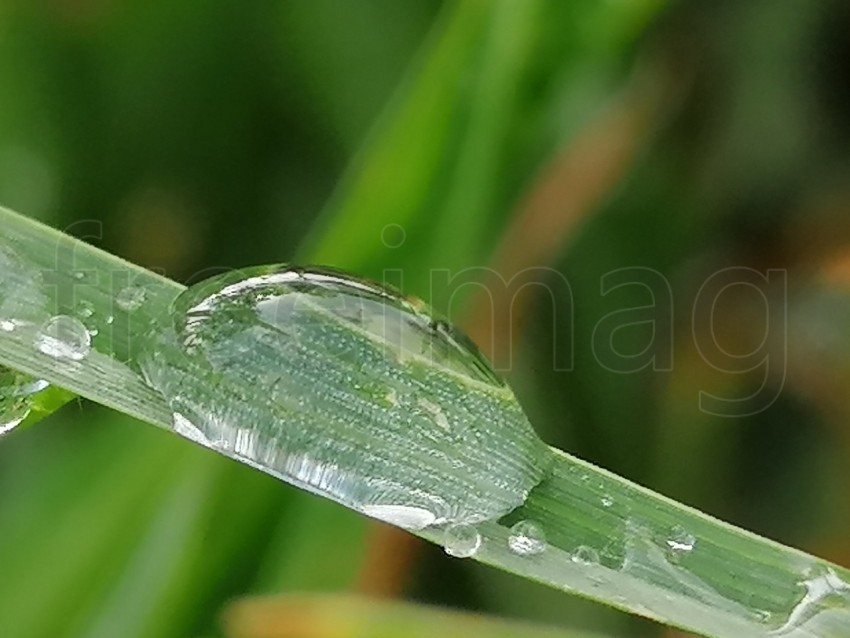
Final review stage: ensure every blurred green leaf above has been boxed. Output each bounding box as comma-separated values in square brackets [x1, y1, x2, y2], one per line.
[222, 593, 610, 638]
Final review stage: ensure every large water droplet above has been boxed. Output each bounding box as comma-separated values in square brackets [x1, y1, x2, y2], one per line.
[507, 520, 547, 556]
[443, 523, 481, 558]
[116, 286, 146, 312]
[0, 367, 49, 436]
[139, 265, 549, 529]
[35, 315, 91, 361]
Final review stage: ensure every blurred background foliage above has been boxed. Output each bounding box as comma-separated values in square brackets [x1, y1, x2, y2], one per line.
[1, 1, 849, 637]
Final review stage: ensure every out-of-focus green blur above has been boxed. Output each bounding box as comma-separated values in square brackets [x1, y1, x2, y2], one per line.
[1, 1, 849, 637]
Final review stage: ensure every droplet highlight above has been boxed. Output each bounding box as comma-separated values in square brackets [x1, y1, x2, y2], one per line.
[34, 315, 91, 361]
[361, 504, 436, 531]
[443, 523, 481, 558]
[507, 520, 547, 556]
[665, 525, 696, 557]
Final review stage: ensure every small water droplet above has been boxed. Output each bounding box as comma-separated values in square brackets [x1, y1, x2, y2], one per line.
[0, 368, 49, 436]
[572, 545, 600, 565]
[105, 315, 114, 325]
[34, 315, 91, 361]
[361, 504, 436, 530]
[0, 319, 16, 332]
[665, 525, 696, 556]
[77, 300, 95, 319]
[601, 495, 614, 507]
[233, 427, 258, 457]
[443, 523, 481, 558]
[507, 520, 547, 556]
[73, 271, 85, 280]
[116, 286, 146, 312]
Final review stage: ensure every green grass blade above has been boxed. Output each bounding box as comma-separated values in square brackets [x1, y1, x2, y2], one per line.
[419, 448, 850, 637]
[0, 205, 178, 430]
[3, 205, 850, 637]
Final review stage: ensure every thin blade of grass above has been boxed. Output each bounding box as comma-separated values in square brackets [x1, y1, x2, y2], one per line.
[2, 206, 849, 637]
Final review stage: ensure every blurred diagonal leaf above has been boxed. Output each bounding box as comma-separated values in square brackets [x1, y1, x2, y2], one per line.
[222, 594, 607, 638]
[426, 0, 540, 273]
[300, 0, 491, 275]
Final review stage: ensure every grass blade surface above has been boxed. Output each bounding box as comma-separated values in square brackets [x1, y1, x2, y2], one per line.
[2, 206, 849, 638]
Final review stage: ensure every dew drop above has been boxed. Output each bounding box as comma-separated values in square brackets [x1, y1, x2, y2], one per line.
[139, 265, 550, 528]
[572, 545, 600, 566]
[0, 367, 49, 436]
[35, 315, 91, 361]
[601, 495, 614, 508]
[0, 319, 15, 332]
[665, 525, 696, 557]
[443, 523, 481, 558]
[507, 520, 547, 556]
[116, 286, 146, 312]
[77, 300, 95, 319]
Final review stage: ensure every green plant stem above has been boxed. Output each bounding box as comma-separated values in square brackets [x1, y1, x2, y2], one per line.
[1, 206, 849, 638]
